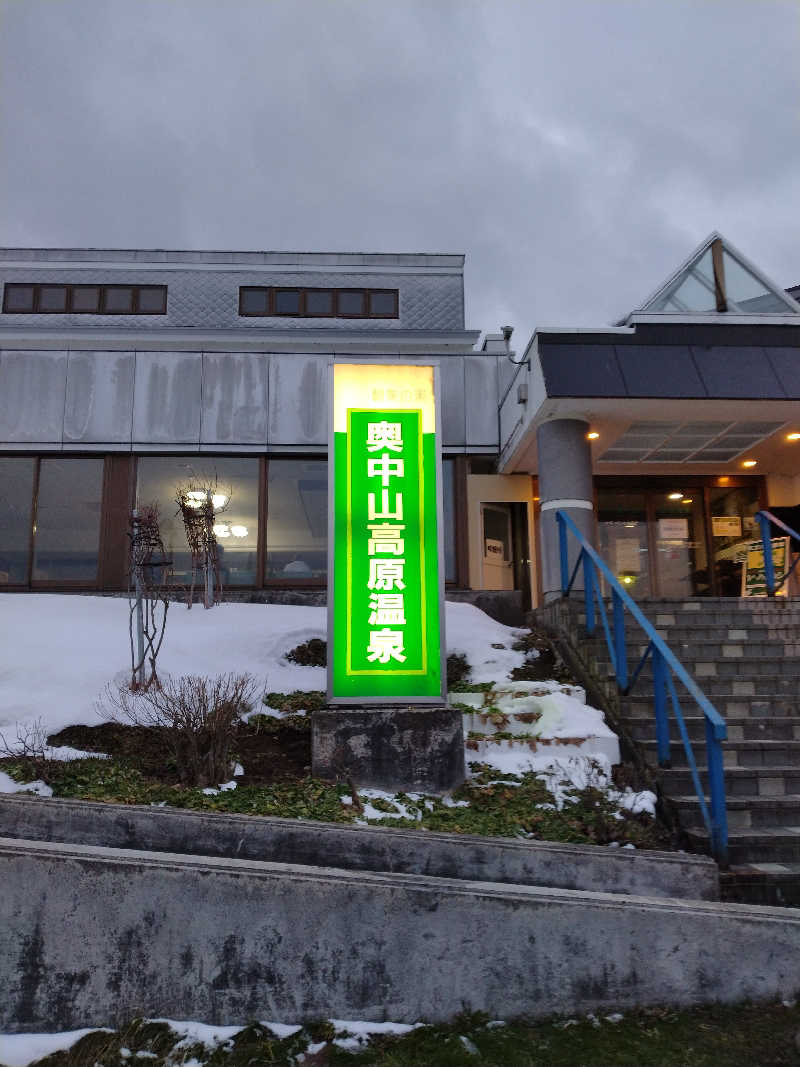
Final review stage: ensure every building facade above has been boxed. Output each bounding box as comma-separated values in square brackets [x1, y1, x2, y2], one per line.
[0, 234, 798, 608]
[0, 248, 534, 601]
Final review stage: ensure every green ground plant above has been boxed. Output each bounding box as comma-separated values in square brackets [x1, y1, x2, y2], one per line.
[13, 1002, 800, 1066]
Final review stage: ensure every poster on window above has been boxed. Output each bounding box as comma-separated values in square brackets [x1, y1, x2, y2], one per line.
[712, 515, 742, 538]
[741, 537, 790, 597]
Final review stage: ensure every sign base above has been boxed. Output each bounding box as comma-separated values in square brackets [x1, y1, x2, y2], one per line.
[312, 705, 465, 794]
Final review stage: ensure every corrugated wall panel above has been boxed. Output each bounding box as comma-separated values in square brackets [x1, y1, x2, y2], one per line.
[200, 352, 269, 445]
[0, 350, 68, 443]
[132, 352, 202, 445]
[63, 351, 135, 443]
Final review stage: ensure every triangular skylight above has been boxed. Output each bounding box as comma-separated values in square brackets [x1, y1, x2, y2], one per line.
[637, 233, 800, 316]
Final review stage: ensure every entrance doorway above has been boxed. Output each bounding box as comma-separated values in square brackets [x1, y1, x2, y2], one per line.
[481, 503, 514, 590]
[597, 478, 762, 598]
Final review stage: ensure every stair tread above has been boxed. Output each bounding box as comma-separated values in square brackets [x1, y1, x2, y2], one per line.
[671, 793, 800, 807]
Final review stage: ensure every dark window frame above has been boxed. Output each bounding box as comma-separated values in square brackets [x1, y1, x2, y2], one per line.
[237, 286, 399, 320]
[2, 283, 168, 316]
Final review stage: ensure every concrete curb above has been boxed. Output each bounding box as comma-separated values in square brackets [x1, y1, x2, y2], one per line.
[0, 836, 798, 1031]
[0, 794, 718, 900]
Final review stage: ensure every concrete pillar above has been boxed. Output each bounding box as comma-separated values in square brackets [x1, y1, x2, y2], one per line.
[537, 418, 594, 602]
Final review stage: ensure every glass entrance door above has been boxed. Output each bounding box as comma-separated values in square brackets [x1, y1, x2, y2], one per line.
[653, 492, 709, 598]
[597, 491, 651, 598]
[597, 480, 758, 599]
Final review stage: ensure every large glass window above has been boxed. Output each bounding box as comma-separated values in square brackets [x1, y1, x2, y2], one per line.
[265, 459, 327, 579]
[136, 457, 260, 586]
[0, 458, 35, 585]
[32, 458, 104, 581]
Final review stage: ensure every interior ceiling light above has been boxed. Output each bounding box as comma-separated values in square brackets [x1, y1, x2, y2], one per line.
[230, 525, 248, 538]
[586, 431, 600, 440]
[742, 460, 757, 468]
[212, 523, 231, 538]
[186, 491, 228, 510]
[668, 492, 683, 500]
[682, 498, 693, 504]
[787, 433, 800, 441]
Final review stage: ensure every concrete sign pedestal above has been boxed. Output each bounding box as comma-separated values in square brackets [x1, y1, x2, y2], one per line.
[312, 705, 464, 794]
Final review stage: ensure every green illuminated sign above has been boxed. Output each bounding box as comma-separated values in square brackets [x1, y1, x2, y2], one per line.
[329, 365, 444, 702]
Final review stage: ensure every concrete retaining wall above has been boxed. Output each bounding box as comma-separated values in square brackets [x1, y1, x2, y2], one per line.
[1, 836, 799, 1032]
[0, 795, 718, 900]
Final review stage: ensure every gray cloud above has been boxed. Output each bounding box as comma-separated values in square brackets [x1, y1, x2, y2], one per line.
[1, 0, 798, 344]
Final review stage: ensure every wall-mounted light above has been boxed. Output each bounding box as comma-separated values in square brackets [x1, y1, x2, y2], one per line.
[668, 492, 683, 500]
[742, 460, 757, 468]
[586, 431, 600, 440]
[787, 433, 800, 442]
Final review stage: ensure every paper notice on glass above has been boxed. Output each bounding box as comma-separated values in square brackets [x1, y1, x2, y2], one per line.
[712, 515, 742, 538]
[658, 518, 688, 540]
[615, 538, 641, 573]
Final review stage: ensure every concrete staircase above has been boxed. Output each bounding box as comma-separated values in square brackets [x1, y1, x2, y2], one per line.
[538, 596, 800, 906]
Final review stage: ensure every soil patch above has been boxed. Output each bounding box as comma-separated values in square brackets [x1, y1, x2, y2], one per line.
[48, 720, 312, 786]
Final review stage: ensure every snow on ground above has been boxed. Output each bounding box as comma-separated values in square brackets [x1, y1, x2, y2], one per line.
[0, 1028, 112, 1067]
[0, 595, 527, 738]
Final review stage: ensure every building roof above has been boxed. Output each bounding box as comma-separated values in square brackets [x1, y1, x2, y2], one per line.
[631, 232, 800, 319]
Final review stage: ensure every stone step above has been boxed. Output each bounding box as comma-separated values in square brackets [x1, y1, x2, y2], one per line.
[629, 716, 800, 743]
[661, 766, 800, 799]
[720, 862, 800, 907]
[686, 823, 800, 865]
[593, 656, 800, 682]
[640, 738, 800, 768]
[624, 690, 800, 715]
[672, 794, 800, 831]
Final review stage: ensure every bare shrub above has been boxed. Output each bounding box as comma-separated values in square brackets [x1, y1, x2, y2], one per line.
[106, 673, 256, 787]
[0, 718, 55, 781]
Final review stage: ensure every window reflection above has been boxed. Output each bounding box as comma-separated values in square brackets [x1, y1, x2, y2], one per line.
[137, 457, 259, 586]
[0, 458, 35, 584]
[266, 460, 327, 579]
[33, 458, 104, 581]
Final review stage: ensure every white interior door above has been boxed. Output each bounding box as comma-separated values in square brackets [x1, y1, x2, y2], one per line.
[481, 504, 514, 589]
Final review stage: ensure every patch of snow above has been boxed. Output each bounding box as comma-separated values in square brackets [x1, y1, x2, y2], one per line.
[441, 795, 469, 808]
[0, 596, 529, 739]
[354, 788, 426, 824]
[460, 1035, 479, 1054]
[330, 1020, 421, 1037]
[485, 1020, 506, 1029]
[262, 1022, 303, 1038]
[152, 1019, 242, 1047]
[0, 771, 52, 798]
[232, 762, 244, 776]
[0, 1029, 112, 1067]
[605, 1013, 624, 1023]
[340, 795, 353, 806]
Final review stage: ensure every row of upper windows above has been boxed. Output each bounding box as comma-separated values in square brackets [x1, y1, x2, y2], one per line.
[1, 283, 400, 319]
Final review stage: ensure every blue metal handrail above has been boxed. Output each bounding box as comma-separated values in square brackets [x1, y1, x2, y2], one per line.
[756, 509, 800, 596]
[556, 509, 728, 865]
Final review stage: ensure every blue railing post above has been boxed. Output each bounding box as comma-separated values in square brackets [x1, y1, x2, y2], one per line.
[583, 552, 595, 635]
[705, 717, 729, 867]
[612, 590, 628, 691]
[652, 648, 671, 767]
[557, 511, 569, 595]
[757, 512, 775, 596]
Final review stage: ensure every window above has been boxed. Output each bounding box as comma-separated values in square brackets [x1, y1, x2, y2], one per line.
[305, 289, 334, 316]
[0, 458, 36, 585]
[265, 459, 327, 579]
[32, 458, 105, 582]
[237, 286, 399, 319]
[2, 283, 168, 315]
[136, 457, 260, 586]
[274, 289, 302, 315]
[337, 289, 366, 316]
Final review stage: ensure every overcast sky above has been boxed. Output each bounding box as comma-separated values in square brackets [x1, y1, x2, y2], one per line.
[1, 0, 798, 344]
